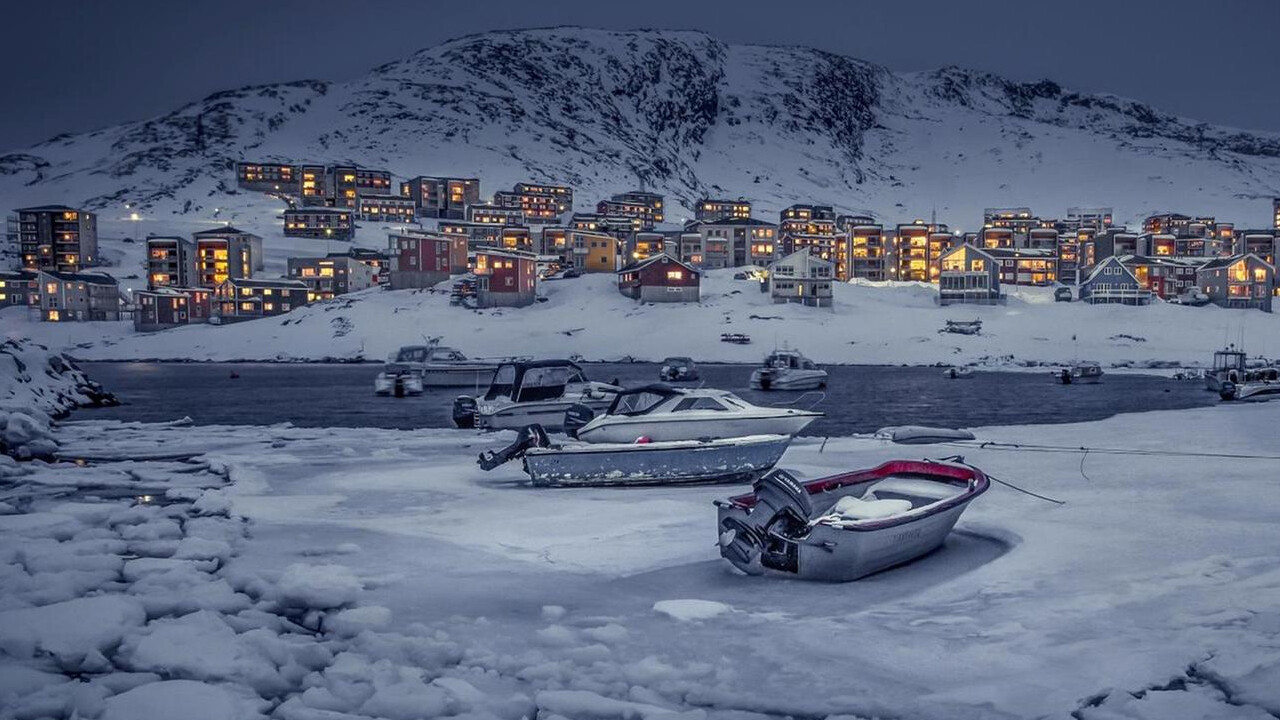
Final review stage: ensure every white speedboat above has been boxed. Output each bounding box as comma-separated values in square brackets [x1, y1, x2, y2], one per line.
[376, 341, 509, 390]
[1056, 362, 1103, 385]
[749, 349, 827, 391]
[452, 360, 621, 430]
[566, 385, 822, 443]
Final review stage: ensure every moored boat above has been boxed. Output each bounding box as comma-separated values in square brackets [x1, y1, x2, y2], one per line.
[567, 385, 822, 443]
[1056, 362, 1103, 384]
[715, 459, 989, 582]
[1205, 346, 1248, 392]
[1220, 368, 1280, 402]
[453, 360, 621, 430]
[749, 348, 827, 391]
[658, 357, 699, 382]
[943, 366, 974, 380]
[477, 425, 791, 487]
[376, 341, 512, 392]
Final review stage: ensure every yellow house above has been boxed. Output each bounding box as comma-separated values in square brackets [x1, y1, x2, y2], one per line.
[570, 230, 621, 273]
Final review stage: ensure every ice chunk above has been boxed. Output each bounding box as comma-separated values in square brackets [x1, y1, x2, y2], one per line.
[653, 599, 733, 622]
[325, 605, 392, 637]
[277, 563, 362, 610]
[100, 680, 268, 720]
[0, 595, 146, 662]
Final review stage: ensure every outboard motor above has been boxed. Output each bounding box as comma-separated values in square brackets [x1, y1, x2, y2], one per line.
[757, 370, 774, 390]
[1219, 381, 1237, 401]
[1060, 368, 1072, 385]
[452, 395, 478, 428]
[719, 470, 813, 574]
[562, 403, 596, 439]
[477, 424, 551, 471]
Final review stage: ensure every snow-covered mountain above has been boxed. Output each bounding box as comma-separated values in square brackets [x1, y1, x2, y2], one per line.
[3, 26, 1280, 232]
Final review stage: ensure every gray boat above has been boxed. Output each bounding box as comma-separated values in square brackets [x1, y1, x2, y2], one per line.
[715, 459, 989, 582]
[478, 425, 791, 487]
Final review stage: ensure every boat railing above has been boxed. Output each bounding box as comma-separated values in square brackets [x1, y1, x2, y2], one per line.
[767, 391, 826, 410]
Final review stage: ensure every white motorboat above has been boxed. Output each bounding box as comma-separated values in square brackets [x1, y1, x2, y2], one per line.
[749, 349, 827, 391]
[943, 367, 974, 380]
[376, 341, 511, 391]
[1205, 346, 1248, 392]
[373, 368, 424, 397]
[452, 360, 621, 430]
[477, 425, 792, 487]
[658, 356, 699, 382]
[566, 385, 822, 443]
[1220, 367, 1280, 402]
[1056, 362, 1103, 384]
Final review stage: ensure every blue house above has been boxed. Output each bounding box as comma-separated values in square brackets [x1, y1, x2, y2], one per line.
[1079, 257, 1152, 305]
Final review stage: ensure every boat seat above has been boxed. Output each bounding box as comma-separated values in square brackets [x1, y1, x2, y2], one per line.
[826, 495, 913, 520]
[864, 477, 963, 502]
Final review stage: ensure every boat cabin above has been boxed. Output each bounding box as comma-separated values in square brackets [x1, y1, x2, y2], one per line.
[761, 350, 820, 371]
[1212, 348, 1247, 375]
[484, 360, 590, 402]
[389, 345, 470, 365]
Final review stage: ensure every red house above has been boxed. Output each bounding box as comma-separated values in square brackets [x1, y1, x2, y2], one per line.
[388, 231, 467, 289]
[473, 249, 536, 307]
[617, 254, 701, 303]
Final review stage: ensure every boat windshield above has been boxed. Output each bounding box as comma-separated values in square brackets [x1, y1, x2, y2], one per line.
[429, 348, 468, 362]
[611, 390, 672, 416]
[673, 397, 728, 412]
[484, 364, 519, 400]
[663, 357, 692, 366]
[514, 365, 581, 402]
[394, 347, 429, 363]
[1213, 351, 1247, 372]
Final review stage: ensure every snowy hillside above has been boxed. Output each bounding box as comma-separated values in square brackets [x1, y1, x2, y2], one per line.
[2, 26, 1280, 263]
[9, 273, 1280, 367]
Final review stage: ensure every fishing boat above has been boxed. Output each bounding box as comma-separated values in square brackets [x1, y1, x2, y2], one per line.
[1056, 362, 1103, 384]
[1205, 346, 1248, 392]
[943, 366, 974, 380]
[477, 425, 791, 487]
[1220, 367, 1280, 402]
[715, 459, 990, 582]
[452, 360, 621, 430]
[658, 357, 699, 382]
[566, 385, 822, 443]
[749, 348, 828, 391]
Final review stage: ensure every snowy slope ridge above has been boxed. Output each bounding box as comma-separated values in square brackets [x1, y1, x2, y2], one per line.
[2, 26, 1279, 226]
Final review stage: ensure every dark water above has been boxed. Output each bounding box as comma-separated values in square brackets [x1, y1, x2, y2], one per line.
[77, 362, 1215, 436]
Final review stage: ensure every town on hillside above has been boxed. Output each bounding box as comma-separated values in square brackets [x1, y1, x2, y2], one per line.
[3, 162, 1279, 329]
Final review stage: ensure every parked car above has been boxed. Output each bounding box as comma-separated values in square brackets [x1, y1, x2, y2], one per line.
[1054, 286, 1074, 302]
[562, 267, 582, 279]
[1171, 287, 1210, 306]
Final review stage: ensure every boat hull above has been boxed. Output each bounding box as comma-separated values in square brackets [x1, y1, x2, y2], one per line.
[374, 374, 424, 397]
[1222, 382, 1280, 402]
[749, 370, 827, 391]
[479, 397, 615, 431]
[420, 365, 499, 388]
[576, 413, 818, 444]
[523, 435, 791, 487]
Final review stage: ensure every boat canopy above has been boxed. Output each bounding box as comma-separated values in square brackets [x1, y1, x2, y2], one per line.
[605, 386, 751, 416]
[392, 345, 431, 363]
[607, 384, 684, 415]
[1213, 349, 1247, 372]
[662, 357, 694, 365]
[484, 360, 589, 402]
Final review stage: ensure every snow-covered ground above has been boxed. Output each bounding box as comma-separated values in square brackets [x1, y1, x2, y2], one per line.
[3, 398, 1280, 719]
[7, 272, 1280, 368]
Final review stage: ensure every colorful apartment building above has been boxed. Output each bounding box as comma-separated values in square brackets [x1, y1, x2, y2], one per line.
[287, 255, 378, 301]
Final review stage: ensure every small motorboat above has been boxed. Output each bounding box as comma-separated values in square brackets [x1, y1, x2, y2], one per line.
[567, 385, 822, 443]
[658, 356, 699, 382]
[477, 425, 792, 487]
[750, 348, 827, 391]
[720, 333, 752, 345]
[940, 320, 982, 336]
[715, 459, 990, 582]
[1056, 362, 1103, 385]
[943, 366, 974, 380]
[453, 360, 621, 430]
[376, 340, 511, 392]
[1220, 368, 1280, 402]
[374, 367, 424, 397]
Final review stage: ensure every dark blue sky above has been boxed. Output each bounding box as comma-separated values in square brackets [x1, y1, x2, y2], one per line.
[3, 0, 1277, 150]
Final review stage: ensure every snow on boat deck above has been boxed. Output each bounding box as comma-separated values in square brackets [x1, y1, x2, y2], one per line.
[3, 401, 1280, 719]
